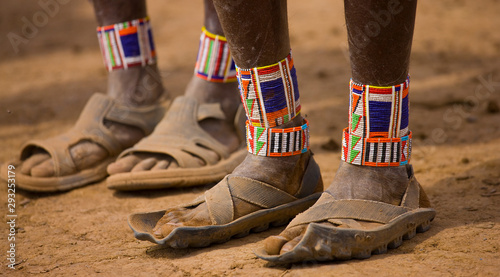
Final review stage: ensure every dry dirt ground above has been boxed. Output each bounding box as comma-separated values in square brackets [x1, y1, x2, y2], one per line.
[1, 1, 500, 276]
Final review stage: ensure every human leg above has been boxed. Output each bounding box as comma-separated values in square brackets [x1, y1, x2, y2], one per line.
[259, 0, 435, 262]
[93, 0, 165, 106]
[2, 0, 166, 191]
[127, 0, 323, 246]
[105, 0, 247, 190]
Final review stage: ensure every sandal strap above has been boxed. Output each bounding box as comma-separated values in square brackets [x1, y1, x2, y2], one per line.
[20, 94, 165, 176]
[199, 153, 321, 225]
[401, 169, 422, 209]
[105, 100, 167, 135]
[197, 102, 226, 121]
[227, 176, 298, 208]
[288, 169, 423, 228]
[205, 176, 235, 224]
[204, 175, 298, 225]
[117, 96, 242, 167]
[289, 196, 410, 228]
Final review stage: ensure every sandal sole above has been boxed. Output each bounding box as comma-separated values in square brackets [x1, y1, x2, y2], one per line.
[107, 149, 247, 191]
[254, 207, 436, 263]
[128, 192, 322, 248]
[1, 158, 113, 192]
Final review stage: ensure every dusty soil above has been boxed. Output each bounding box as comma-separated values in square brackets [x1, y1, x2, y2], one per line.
[1, 1, 499, 276]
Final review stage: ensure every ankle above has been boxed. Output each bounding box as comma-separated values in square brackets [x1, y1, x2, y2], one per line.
[107, 64, 166, 107]
[232, 151, 311, 195]
[185, 76, 240, 120]
[329, 162, 409, 204]
[96, 17, 165, 107]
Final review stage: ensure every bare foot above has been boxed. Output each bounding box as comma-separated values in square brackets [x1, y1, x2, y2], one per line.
[151, 116, 323, 238]
[263, 162, 432, 255]
[107, 76, 242, 174]
[20, 65, 165, 178]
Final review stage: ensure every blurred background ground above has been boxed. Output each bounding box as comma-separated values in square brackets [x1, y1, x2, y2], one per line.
[0, 0, 499, 276]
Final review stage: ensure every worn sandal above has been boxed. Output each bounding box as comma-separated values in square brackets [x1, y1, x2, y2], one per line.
[106, 96, 247, 191]
[128, 154, 323, 248]
[254, 165, 436, 263]
[0, 93, 165, 192]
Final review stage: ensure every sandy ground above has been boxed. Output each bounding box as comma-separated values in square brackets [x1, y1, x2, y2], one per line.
[1, 0, 500, 276]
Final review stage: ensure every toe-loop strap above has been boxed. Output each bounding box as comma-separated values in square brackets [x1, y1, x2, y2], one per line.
[204, 175, 298, 225]
[288, 194, 410, 228]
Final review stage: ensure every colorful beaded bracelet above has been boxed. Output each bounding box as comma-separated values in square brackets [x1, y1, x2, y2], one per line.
[97, 17, 156, 71]
[246, 120, 309, 157]
[195, 27, 237, 83]
[341, 128, 412, 167]
[237, 52, 301, 128]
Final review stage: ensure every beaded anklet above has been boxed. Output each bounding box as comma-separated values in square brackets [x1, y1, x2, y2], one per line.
[342, 76, 412, 167]
[342, 128, 411, 166]
[237, 52, 301, 128]
[349, 76, 410, 138]
[246, 120, 309, 157]
[195, 27, 237, 83]
[97, 17, 156, 71]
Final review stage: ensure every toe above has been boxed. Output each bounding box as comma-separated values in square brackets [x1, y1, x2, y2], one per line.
[131, 157, 158, 172]
[263, 235, 289, 255]
[168, 160, 179, 169]
[263, 225, 307, 255]
[151, 203, 212, 239]
[151, 160, 170, 171]
[153, 222, 182, 238]
[70, 141, 107, 170]
[20, 153, 50, 175]
[153, 209, 187, 232]
[30, 159, 55, 177]
[107, 155, 142, 174]
[280, 235, 303, 254]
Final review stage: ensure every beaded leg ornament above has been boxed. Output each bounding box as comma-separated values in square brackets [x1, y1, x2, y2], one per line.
[237, 52, 301, 128]
[237, 52, 308, 157]
[246, 120, 309, 157]
[195, 27, 237, 83]
[97, 17, 156, 71]
[342, 76, 412, 166]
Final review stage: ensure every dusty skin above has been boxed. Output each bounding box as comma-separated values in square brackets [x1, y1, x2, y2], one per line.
[1, 1, 499, 276]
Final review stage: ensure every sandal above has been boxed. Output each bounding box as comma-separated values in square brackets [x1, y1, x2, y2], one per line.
[127, 153, 323, 248]
[254, 165, 436, 263]
[106, 96, 247, 191]
[0, 93, 166, 192]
